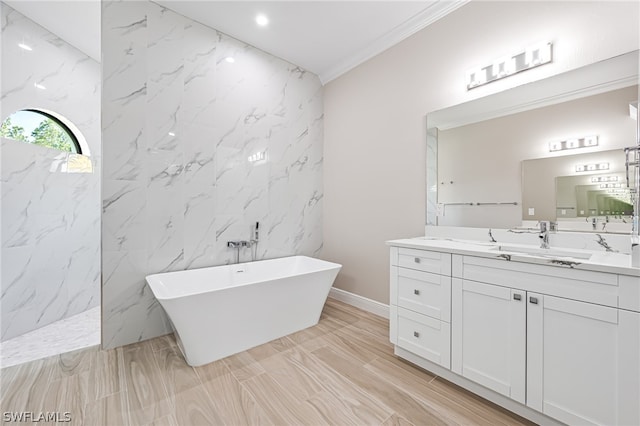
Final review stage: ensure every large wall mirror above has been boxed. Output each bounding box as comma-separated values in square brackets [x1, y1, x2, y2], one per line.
[426, 50, 639, 233]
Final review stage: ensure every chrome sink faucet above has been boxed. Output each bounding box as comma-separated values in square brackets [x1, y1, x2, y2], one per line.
[539, 221, 550, 249]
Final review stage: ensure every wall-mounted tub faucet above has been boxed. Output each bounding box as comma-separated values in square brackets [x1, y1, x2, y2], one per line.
[227, 222, 261, 264]
[227, 240, 243, 263]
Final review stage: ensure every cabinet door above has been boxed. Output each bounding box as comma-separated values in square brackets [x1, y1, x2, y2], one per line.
[527, 294, 640, 426]
[452, 279, 526, 403]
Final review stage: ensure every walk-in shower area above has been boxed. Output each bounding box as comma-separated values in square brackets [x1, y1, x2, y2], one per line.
[0, 3, 101, 368]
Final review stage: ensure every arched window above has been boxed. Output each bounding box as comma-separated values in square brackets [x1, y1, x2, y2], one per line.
[0, 109, 81, 154]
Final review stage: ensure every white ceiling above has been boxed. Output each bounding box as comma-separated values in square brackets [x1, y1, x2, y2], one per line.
[155, 1, 466, 84]
[4, 0, 101, 63]
[4, 0, 467, 84]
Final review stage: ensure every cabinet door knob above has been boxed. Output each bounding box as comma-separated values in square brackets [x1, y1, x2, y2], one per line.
[529, 296, 538, 305]
[414, 289, 420, 295]
[413, 331, 420, 338]
[513, 294, 522, 301]
[414, 257, 421, 263]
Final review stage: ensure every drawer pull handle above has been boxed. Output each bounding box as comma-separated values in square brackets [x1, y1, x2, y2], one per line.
[414, 289, 420, 295]
[513, 294, 522, 301]
[413, 331, 420, 338]
[529, 296, 538, 305]
[414, 257, 421, 263]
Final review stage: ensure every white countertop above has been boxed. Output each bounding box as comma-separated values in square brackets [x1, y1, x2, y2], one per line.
[387, 237, 640, 277]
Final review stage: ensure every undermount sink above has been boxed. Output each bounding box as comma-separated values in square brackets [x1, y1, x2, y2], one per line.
[491, 245, 592, 260]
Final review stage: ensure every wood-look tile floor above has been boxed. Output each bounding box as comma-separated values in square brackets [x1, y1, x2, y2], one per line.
[0, 299, 533, 426]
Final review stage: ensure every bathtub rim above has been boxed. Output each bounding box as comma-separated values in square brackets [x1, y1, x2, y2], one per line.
[145, 255, 342, 301]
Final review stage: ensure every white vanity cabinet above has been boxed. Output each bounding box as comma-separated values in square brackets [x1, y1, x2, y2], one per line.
[451, 279, 526, 404]
[452, 280, 640, 425]
[526, 294, 640, 426]
[388, 242, 640, 426]
[389, 247, 451, 368]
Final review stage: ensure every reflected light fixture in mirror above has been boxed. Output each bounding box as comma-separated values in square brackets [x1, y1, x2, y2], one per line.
[248, 151, 265, 163]
[466, 41, 552, 90]
[576, 162, 609, 172]
[592, 175, 619, 183]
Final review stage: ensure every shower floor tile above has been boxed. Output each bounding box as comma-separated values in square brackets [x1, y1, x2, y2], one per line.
[0, 306, 100, 368]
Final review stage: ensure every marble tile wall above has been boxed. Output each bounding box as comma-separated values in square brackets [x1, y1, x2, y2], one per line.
[0, 3, 101, 341]
[102, 1, 324, 349]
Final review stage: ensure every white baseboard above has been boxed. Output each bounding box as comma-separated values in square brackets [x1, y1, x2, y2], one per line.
[328, 287, 389, 319]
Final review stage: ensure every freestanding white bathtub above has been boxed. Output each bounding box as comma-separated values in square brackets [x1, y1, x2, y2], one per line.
[145, 256, 341, 366]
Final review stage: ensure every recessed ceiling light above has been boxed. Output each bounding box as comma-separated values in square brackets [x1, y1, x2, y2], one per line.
[225, 57, 235, 63]
[255, 14, 269, 27]
[18, 43, 32, 51]
[34, 82, 46, 90]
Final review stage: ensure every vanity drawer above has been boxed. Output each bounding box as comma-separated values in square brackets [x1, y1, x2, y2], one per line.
[395, 247, 451, 275]
[392, 266, 451, 322]
[395, 307, 451, 369]
[460, 255, 620, 308]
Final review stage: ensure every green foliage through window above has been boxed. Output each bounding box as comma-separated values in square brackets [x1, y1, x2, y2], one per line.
[0, 110, 79, 153]
[0, 117, 28, 142]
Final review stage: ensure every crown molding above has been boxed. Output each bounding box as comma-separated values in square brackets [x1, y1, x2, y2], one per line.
[319, 0, 469, 85]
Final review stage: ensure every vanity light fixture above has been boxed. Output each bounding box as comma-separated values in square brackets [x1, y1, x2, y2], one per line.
[18, 43, 32, 51]
[466, 41, 552, 90]
[549, 135, 598, 152]
[592, 176, 618, 183]
[576, 162, 609, 172]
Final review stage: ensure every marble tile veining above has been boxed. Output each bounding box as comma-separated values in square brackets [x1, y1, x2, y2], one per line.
[425, 225, 636, 255]
[102, 0, 324, 349]
[1, 3, 101, 341]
